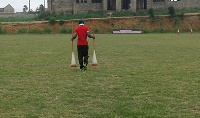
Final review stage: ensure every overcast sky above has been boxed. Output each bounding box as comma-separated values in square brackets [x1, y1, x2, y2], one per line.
[0, 0, 47, 12]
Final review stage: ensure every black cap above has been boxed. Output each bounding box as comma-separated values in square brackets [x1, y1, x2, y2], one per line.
[78, 19, 84, 24]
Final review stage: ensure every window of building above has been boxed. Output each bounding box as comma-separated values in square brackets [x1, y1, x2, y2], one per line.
[77, 0, 87, 3]
[153, 0, 165, 2]
[0, 8, 4, 12]
[80, 0, 87, 3]
[108, 0, 116, 10]
[92, 0, 102, 3]
[137, 0, 147, 10]
[122, 0, 131, 10]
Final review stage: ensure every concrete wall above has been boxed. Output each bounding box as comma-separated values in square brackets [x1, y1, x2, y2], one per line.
[48, 0, 104, 14]
[54, 0, 73, 14]
[74, 3, 103, 14]
[168, 0, 200, 9]
[0, 12, 36, 18]
[47, 0, 200, 15]
[149, 0, 200, 10]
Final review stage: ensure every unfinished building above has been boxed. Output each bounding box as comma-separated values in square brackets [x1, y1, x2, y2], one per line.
[47, 0, 200, 15]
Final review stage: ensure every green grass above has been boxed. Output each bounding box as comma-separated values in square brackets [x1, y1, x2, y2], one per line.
[0, 34, 200, 117]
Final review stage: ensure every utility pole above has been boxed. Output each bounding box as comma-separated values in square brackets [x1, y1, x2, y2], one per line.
[29, 0, 30, 12]
[44, 0, 45, 12]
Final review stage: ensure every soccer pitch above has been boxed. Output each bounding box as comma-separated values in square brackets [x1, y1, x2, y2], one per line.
[0, 34, 200, 117]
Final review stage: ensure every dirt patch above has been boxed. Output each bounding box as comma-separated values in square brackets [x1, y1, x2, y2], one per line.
[1, 14, 200, 34]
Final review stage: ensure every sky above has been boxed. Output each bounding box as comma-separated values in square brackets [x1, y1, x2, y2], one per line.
[0, 0, 47, 12]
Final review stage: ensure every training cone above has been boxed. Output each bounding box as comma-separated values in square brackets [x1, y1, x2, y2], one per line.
[177, 29, 180, 35]
[92, 50, 98, 66]
[71, 52, 77, 67]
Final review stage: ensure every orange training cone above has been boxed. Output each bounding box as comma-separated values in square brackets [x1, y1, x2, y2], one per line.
[71, 52, 77, 67]
[92, 50, 98, 66]
[70, 21, 76, 68]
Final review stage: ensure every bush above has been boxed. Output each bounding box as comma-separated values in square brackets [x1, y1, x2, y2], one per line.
[174, 17, 181, 25]
[0, 27, 7, 34]
[0, 27, 3, 34]
[73, 12, 107, 19]
[132, 11, 147, 16]
[60, 28, 67, 34]
[198, 14, 200, 20]
[37, 12, 52, 20]
[44, 27, 52, 34]
[148, 8, 155, 20]
[112, 11, 133, 17]
[172, 28, 179, 33]
[180, 12, 184, 19]
[60, 28, 72, 34]
[158, 27, 166, 33]
[28, 28, 43, 34]
[142, 29, 150, 34]
[66, 28, 72, 34]
[59, 19, 65, 26]
[168, 6, 176, 17]
[49, 17, 56, 25]
[18, 28, 27, 34]
[95, 28, 99, 34]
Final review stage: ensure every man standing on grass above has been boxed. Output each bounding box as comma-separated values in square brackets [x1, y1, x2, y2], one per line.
[71, 19, 95, 70]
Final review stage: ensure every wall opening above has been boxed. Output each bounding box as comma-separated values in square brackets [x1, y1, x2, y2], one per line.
[137, 0, 147, 10]
[122, 0, 131, 10]
[107, 0, 116, 10]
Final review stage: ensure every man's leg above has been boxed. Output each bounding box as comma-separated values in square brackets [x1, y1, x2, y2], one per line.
[83, 46, 89, 66]
[77, 46, 84, 69]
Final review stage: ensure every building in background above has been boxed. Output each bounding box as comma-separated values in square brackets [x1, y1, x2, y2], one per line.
[47, 0, 200, 15]
[0, 4, 14, 13]
[0, 4, 36, 18]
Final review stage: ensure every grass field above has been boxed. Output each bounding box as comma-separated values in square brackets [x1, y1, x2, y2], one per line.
[0, 33, 200, 117]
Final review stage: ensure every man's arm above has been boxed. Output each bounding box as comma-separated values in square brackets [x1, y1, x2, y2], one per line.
[87, 32, 95, 39]
[71, 33, 77, 41]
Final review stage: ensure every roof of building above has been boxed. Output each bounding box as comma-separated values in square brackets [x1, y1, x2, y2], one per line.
[5, 4, 13, 8]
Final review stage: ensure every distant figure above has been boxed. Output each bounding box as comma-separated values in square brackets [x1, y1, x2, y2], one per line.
[71, 19, 95, 70]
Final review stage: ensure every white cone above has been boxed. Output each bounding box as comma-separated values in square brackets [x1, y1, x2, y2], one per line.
[71, 52, 76, 67]
[92, 50, 98, 66]
[178, 29, 180, 35]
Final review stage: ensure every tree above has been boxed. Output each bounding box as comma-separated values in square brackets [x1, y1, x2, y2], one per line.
[49, 17, 56, 25]
[168, 6, 175, 17]
[38, 4, 45, 13]
[23, 5, 28, 13]
[148, 8, 155, 20]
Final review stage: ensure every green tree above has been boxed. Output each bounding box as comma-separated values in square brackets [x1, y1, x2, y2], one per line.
[49, 17, 56, 25]
[168, 6, 176, 17]
[38, 4, 45, 13]
[148, 8, 155, 20]
[59, 19, 65, 26]
[23, 5, 28, 12]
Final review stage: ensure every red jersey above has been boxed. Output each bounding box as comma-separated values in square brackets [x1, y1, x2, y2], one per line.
[75, 25, 89, 46]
